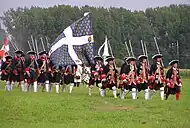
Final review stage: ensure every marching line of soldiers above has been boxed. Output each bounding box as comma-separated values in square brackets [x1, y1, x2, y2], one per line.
[1, 50, 85, 94]
[89, 54, 182, 101]
[1, 50, 182, 100]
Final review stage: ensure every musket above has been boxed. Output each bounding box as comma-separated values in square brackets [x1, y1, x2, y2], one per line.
[7, 34, 18, 51]
[9, 39, 17, 51]
[31, 35, 36, 53]
[153, 37, 164, 67]
[40, 37, 45, 51]
[34, 38, 39, 59]
[27, 40, 32, 51]
[129, 40, 134, 57]
[8, 34, 19, 50]
[45, 36, 50, 50]
[140, 39, 150, 69]
[149, 20, 164, 67]
[124, 41, 131, 57]
[140, 40, 145, 55]
[166, 32, 180, 64]
[143, 41, 150, 68]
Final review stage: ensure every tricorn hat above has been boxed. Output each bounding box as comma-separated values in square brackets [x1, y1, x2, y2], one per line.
[94, 55, 103, 61]
[126, 56, 136, 62]
[152, 54, 163, 60]
[27, 51, 36, 55]
[39, 51, 48, 56]
[15, 50, 23, 54]
[169, 60, 179, 66]
[138, 55, 148, 61]
[5, 55, 12, 60]
[105, 56, 115, 62]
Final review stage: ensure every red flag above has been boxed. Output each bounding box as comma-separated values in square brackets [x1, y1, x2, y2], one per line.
[0, 36, 9, 61]
[1, 36, 9, 52]
[0, 50, 5, 57]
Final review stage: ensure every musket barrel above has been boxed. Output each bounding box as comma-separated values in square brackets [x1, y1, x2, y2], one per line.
[124, 41, 131, 56]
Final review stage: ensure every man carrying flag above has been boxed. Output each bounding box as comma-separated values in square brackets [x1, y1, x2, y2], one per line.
[49, 12, 95, 69]
[49, 13, 95, 94]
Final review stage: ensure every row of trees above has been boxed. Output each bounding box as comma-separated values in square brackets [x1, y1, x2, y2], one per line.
[1, 4, 190, 68]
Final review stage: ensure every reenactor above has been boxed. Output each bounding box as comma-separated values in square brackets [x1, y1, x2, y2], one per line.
[11, 50, 25, 92]
[149, 54, 165, 100]
[165, 60, 182, 100]
[88, 56, 104, 96]
[136, 55, 149, 100]
[74, 64, 83, 87]
[119, 57, 129, 99]
[63, 65, 75, 94]
[51, 65, 63, 93]
[100, 56, 118, 98]
[121, 57, 137, 100]
[24, 51, 38, 92]
[37, 51, 50, 92]
[1, 55, 12, 91]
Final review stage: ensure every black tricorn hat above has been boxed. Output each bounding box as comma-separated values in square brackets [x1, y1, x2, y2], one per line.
[27, 51, 36, 55]
[152, 54, 163, 60]
[15, 50, 23, 54]
[94, 55, 103, 61]
[105, 56, 115, 62]
[126, 56, 136, 62]
[39, 51, 48, 56]
[138, 55, 148, 61]
[169, 60, 179, 66]
[5, 55, 12, 60]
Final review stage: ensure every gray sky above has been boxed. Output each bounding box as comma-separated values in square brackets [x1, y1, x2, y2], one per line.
[0, 0, 189, 16]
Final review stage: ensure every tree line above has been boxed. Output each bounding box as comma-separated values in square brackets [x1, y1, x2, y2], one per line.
[0, 4, 190, 68]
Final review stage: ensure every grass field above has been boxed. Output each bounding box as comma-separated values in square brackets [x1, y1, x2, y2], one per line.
[0, 80, 190, 128]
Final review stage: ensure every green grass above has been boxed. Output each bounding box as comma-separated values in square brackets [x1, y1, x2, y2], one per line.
[0, 80, 190, 128]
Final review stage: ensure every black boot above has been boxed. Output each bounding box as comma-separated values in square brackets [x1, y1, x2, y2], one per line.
[165, 94, 169, 100]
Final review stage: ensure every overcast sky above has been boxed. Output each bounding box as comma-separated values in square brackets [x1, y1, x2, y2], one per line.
[0, 0, 189, 16]
[0, 0, 189, 27]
